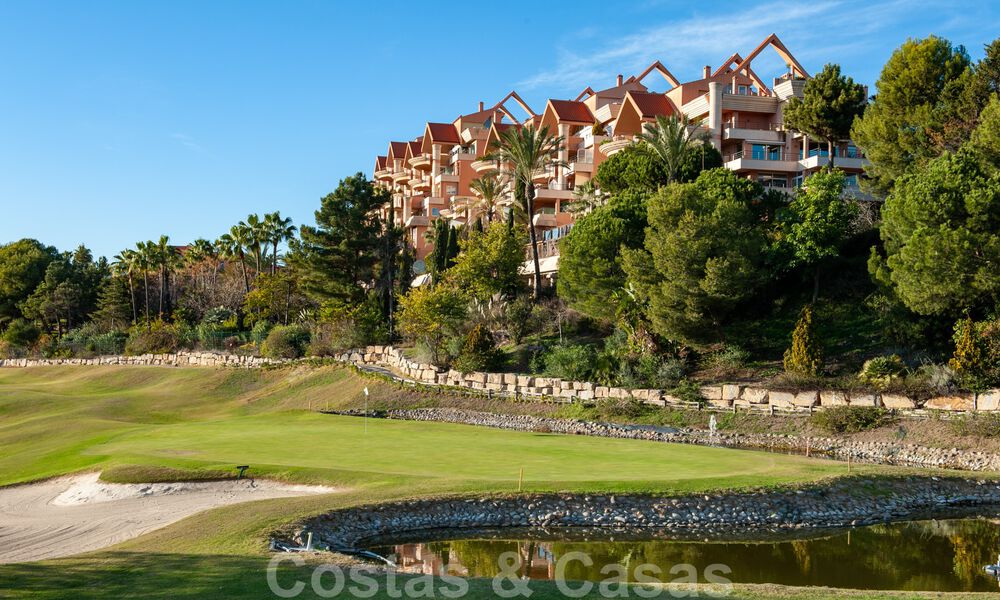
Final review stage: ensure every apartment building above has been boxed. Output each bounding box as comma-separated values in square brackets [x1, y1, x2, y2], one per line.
[373, 34, 868, 280]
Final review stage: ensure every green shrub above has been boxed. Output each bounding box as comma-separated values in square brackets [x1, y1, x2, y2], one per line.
[810, 405, 896, 434]
[702, 345, 751, 374]
[501, 296, 534, 344]
[2, 318, 39, 348]
[251, 320, 272, 346]
[616, 353, 685, 389]
[541, 344, 597, 381]
[858, 354, 907, 389]
[125, 321, 181, 355]
[260, 324, 311, 359]
[453, 324, 502, 373]
[951, 413, 1000, 438]
[784, 305, 823, 376]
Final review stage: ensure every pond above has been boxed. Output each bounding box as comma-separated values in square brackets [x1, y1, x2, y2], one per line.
[371, 517, 1000, 592]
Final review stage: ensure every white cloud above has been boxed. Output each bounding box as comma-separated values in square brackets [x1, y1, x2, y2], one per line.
[517, 0, 931, 93]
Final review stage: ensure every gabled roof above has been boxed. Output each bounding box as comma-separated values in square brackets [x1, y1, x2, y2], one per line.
[387, 141, 408, 161]
[634, 60, 680, 89]
[405, 140, 422, 159]
[624, 91, 676, 119]
[374, 155, 387, 170]
[541, 99, 594, 130]
[425, 122, 460, 144]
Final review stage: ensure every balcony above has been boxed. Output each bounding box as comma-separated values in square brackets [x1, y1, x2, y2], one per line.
[434, 168, 459, 185]
[374, 169, 392, 180]
[426, 196, 446, 205]
[569, 148, 594, 173]
[724, 149, 800, 173]
[531, 212, 556, 228]
[408, 155, 431, 170]
[721, 92, 779, 114]
[598, 136, 634, 157]
[411, 177, 430, 191]
[471, 158, 496, 173]
[392, 171, 411, 183]
[799, 154, 868, 171]
[723, 123, 783, 143]
[535, 182, 574, 201]
[531, 165, 556, 183]
[404, 215, 429, 229]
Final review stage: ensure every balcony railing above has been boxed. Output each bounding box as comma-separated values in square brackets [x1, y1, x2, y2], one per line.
[575, 148, 594, 163]
[726, 149, 790, 162]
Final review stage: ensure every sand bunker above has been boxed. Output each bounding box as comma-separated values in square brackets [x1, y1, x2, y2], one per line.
[0, 472, 336, 563]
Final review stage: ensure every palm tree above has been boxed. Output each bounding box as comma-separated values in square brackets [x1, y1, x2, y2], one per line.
[567, 180, 603, 214]
[240, 214, 269, 275]
[185, 238, 217, 290]
[263, 212, 296, 274]
[112, 248, 138, 325]
[149, 235, 181, 318]
[468, 171, 509, 226]
[488, 124, 565, 298]
[639, 114, 707, 183]
[217, 225, 251, 293]
[133, 241, 153, 329]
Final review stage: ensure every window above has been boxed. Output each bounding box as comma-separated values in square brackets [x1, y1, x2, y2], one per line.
[751, 144, 782, 160]
[757, 174, 787, 188]
[737, 85, 748, 95]
[844, 174, 859, 187]
[431, 208, 440, 216]
[446, 185, 457, 195]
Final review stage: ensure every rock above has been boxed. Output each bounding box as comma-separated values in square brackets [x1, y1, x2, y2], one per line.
[881, 394, 916, 409]
[742, 388, 769, 404]
[925, 395, 974, 411]
[722, 385, 743, 402]
[977, 390, 1000, 411]
[768, 391, 796, 409]
[849, 393, 881, 407]
[793, 391, 819, 408]
[820, 391, 849, 406]
[700, 385, 723, 401]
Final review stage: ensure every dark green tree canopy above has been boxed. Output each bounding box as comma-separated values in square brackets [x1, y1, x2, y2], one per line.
[291, 172, 387, 306]
[873, 150, 1000, 317]
[557, 190, 649, 321]
[0, 239, 58, 326]
[852, 36, 973, 193]
[594, 145, 666, 194]
[783, 63, 867, 167]
[623, 169, 778, 346]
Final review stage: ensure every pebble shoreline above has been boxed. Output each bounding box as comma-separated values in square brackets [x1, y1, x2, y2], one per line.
[297, 477, 1000, 551]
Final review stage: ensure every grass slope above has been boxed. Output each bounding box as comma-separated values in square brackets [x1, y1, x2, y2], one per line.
[0, 365, 973, 599]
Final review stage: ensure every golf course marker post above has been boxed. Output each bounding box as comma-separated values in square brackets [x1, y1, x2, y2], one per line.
[363, 387, 369, 434]
[518, 467, 523, 492]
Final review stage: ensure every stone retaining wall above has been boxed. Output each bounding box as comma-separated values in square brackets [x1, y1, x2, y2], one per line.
[337, 346, 1000, 413]
[4, 344, 998, 416]
[0, 351, 281, 369]
[297, 477, 1000, 551]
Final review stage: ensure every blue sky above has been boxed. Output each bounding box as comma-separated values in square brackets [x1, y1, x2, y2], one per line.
[1, 0, 997, 259]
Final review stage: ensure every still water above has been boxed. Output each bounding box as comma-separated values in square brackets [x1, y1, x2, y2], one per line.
[373, 518, 1000, 592]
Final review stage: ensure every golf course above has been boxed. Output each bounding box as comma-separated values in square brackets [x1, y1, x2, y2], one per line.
[0, 364, 991, 599]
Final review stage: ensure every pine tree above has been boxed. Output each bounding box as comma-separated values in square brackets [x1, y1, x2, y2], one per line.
[784, 305, 823, 376]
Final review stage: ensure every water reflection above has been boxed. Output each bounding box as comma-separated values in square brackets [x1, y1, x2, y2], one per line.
[373, 518, 1000, 592]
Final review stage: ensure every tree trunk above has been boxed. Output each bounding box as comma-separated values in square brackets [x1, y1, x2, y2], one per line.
[239, 252, 250, 293]
[128, 274, 137, 324]
[272, 241, 279, 275]
[143, 272, 150, 331]
[158, 268, 165, 317]
[827, 140, 835, 171]
[812, 266, 821, 304]
[525, 181, 542, 299]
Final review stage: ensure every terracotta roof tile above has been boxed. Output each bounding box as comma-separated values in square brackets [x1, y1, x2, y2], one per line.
[426, 122, 460, 144]
[388, 141, 408, 159]
[627, 91, 675, 118]
[548, 99, 594, 124]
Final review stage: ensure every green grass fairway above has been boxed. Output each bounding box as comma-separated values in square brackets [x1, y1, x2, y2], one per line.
[0, 365, 966, 599]
[0, 364, 866, 492]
